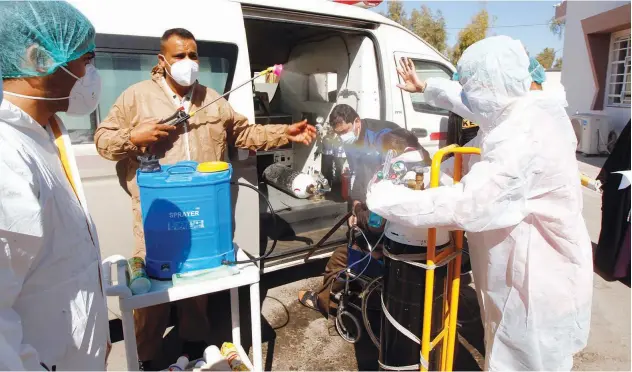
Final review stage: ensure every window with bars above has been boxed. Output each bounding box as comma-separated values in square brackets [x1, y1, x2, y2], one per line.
[607, 31, 631, 107]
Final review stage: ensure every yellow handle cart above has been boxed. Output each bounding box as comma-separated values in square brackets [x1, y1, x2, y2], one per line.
[419, 144, 481, 372]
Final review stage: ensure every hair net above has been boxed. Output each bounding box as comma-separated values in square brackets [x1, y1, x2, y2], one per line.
[0, 1, 96, 78]
[529, 57, 547, 84]
[456, 36, 531, 129]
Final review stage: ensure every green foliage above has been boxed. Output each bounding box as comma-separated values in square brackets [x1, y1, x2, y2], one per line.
[536, 47, 556, 69]
[553, 57, 563, 69]
[449, 9, 490, 65]
[549, 16, 565, 40]
[385, 0, 408, 29]
[409, 5, 448, 53]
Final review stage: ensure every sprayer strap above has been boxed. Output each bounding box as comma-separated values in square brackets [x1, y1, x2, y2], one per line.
[383, 247, 459, 270]
[380, 294, 430, 370]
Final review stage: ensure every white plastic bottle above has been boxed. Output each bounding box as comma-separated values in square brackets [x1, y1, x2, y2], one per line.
[194, 360, 207, 369]
[203, 345, 231, 370]
[168, 355, 189, 371]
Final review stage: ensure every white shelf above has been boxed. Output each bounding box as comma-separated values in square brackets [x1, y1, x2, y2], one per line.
[102, 248, 262, 371]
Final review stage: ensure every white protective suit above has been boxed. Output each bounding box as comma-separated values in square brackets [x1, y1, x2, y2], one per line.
[0, 100, 109, 370]
[368, 36, 593, 371]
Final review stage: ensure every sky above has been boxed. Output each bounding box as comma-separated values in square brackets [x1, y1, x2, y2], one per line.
[370, 1, 564, 58]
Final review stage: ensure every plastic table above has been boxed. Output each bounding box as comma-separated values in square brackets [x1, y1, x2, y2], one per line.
[102, 248, 262, 371]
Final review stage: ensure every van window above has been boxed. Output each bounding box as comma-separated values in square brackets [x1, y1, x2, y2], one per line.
[409, 60, 452, 116]
[61, 41, 237, 145]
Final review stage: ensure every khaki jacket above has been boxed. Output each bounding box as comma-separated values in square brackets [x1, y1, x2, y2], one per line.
[95, 69, 289, 256]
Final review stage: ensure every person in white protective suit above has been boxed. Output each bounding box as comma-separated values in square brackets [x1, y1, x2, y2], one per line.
[0, 1, 110, 370]
[368, 36, 593, 371]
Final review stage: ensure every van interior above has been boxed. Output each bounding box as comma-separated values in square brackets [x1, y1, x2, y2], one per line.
[243, 18, 381, 269]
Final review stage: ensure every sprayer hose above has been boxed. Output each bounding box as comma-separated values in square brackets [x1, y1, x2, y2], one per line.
[222, 181, 279, 265]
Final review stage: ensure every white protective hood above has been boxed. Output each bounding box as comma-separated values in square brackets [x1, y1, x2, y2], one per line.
[0, 100, 109, 370]
[424, 37, 570, 131]
[368, 36, 593, 371]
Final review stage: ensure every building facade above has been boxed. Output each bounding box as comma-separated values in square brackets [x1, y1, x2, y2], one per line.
[556, 0, 631, 133]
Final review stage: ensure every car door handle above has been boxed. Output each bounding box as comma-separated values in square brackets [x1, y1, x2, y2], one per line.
[411, 128, 428, 137]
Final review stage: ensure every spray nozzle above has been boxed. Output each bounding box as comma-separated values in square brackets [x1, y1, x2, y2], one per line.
[261, 64, 284, 77]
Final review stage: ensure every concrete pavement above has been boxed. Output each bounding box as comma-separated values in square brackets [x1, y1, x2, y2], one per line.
[106, 154, 630, 371]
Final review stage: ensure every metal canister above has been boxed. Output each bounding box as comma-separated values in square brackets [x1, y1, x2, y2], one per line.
[128, 257, 151, 295]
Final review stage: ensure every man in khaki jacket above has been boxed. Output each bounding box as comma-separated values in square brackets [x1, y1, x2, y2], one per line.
[95, 28, 315, 368]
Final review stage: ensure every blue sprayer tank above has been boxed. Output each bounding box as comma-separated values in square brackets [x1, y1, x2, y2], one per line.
[137, 161, 235, 279]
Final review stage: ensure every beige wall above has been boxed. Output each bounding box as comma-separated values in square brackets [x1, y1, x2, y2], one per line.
[561, 1, 631, 133]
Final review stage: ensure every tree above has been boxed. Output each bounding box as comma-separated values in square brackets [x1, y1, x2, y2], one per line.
[409, 5, 448, 53]
[383, 0, 408, 29]
[553, 57, 563, 69]
[449, 9, 490, 65]
[549, 16, 565, 40]
[536, 47, 556, 69]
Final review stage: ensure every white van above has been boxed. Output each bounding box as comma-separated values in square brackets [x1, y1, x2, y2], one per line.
[64, 0, 455, 283]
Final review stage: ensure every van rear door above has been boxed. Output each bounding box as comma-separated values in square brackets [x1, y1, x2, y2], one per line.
[393, 51, 454, 155]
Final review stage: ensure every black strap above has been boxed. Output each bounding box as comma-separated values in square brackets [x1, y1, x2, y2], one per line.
[40, 363, 56, 371]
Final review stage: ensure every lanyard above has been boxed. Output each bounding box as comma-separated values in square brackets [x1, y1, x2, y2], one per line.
[49, 118, 96, 245]
[49, 118, 104, 293]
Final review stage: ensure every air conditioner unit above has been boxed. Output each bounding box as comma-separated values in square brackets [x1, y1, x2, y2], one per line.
[571, 113, 610, 155]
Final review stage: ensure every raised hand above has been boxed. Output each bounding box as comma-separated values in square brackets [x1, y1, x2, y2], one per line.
[396, 57, 426, 93]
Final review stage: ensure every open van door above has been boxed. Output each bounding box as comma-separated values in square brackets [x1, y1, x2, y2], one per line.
[393, 52, 454, 156]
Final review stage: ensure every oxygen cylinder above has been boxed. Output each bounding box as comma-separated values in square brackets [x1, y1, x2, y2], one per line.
[375, 149, 453, 370]
[263, 163, 316, 199]
[379, 230, 450, 371]
[341, 168, 351, 201]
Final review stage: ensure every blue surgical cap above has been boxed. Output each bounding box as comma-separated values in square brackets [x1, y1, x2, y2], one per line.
[529, 57, 547, 84]
[0, 1, 96, 78]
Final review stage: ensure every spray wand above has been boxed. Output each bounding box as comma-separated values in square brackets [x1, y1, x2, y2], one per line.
[139, 64, 284, 172]
[158, 64, 283, 127]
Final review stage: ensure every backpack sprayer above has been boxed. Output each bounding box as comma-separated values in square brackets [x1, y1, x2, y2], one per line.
[138, 64, 284, 173]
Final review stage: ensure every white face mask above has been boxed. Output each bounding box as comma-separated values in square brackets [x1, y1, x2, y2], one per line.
[162, 56, 199, 87]
[3, 64, 102, 117]
[339, 123, 359, 145]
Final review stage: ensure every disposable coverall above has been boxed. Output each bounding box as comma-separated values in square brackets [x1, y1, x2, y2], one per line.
[0, 101, 109, 370]
[94, 67, 290, 361]
[367, 36, 593, 370]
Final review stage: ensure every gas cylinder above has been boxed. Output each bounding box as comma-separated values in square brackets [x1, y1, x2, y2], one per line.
[341, 167, 351, 201]
[263, 163, 317, 199]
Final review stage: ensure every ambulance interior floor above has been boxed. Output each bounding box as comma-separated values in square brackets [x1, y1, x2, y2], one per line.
[107, 259, 487, 371]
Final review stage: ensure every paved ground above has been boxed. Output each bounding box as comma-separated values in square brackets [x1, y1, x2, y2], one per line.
[107, 154, 630, 371]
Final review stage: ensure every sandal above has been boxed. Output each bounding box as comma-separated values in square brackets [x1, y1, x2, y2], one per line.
[298, 290, 321, 312]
